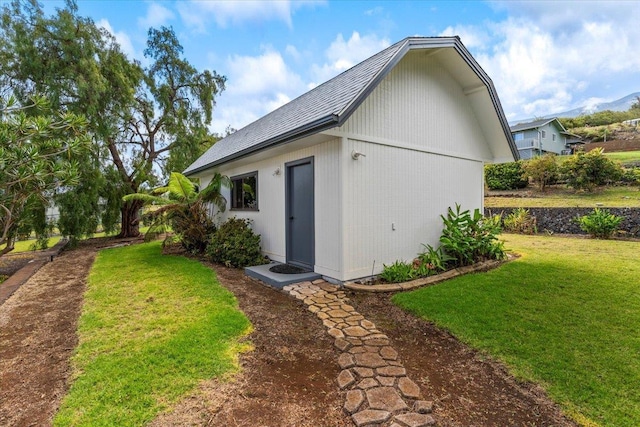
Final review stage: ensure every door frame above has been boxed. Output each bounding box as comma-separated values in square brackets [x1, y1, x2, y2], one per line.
[285, 156, 315, 270]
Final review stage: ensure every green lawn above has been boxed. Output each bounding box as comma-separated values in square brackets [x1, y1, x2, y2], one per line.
[1, 236, 62, 253]
[393, 234, 640, 427]
[485, 185, 640, 208]
[54, 241, 252, 427]
[604, 150, 640, 165]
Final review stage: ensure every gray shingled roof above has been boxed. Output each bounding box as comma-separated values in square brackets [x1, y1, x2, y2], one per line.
[510, 117, 564, 133]
[185, 36, 516, 175]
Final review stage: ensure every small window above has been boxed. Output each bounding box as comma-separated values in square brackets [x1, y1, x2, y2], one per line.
[552, 134, 556, 141]
[514, 132, 524, 141]
[231, 172, 258, 210]
[541, 130, 547, 138]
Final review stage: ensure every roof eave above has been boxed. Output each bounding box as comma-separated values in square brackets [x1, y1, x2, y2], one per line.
[184, 114, 340, 176]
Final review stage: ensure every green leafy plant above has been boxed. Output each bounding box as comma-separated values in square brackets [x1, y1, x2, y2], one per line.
[207, 217, 267, 267]
[124, 172, 229, 253]
[561, 148, 623, 191]
[484, 161, 529, 190]
[522, 154, 559, 191]
[380, 260, 416, 283]
[578, 208, 622, 239]
[503, 208, 537, 234]
[417, 244, 453, 273]
[439, 204, 506, 267]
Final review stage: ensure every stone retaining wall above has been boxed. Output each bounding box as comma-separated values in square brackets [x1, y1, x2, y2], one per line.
[485, 207, 640, 236]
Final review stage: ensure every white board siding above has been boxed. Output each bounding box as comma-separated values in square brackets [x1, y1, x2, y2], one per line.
[200, 138, 343, 278]
[341, 50, 492, 162]
[342, 138, 483, 280]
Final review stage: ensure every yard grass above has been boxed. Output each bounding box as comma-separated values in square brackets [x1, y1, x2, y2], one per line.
[54, 241, 252, 427]
[485, 185, 640, 208]
[393, 234, 640, 427]
[0, 235, 62, 253]
[604, 150, 640, 165]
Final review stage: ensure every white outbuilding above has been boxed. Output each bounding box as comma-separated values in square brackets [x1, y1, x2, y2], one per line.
[185, 36, 518, 283]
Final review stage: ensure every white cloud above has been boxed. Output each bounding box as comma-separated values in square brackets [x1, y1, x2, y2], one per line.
[450, 2, 640, 120]
[208, 48, 306, 133]
[177, 0, 324, 32]
[138, 3, 175, 29]
[310, 31, 391, 84]
[96, 19, 136, 59]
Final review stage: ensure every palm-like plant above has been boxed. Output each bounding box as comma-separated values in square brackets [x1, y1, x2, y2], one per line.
[124, 172, 230, 252]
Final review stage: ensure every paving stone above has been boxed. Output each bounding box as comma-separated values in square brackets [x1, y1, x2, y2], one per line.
[317, 312, 330, 320]
[319, 282, 339, 292]
[313, 296, 335, 304]
[362, 333, 389, 341]
[377, 376, 396, 387]
[324, 293, 338, 300]
[349, 346, 368, 354]
[376, 366, 407, 377]
[388, 360, 404, 367]
[364, 337, 390, 346]
[389, 423, 404, 427]
[366, 387, 408, 412]
[341, 304, 355, 312]
[283, 285, 294, 291]
[328, 328, 345, 339]
[338, 353, 356, 369]
[346, 314, 365, 322]
[289, 290, 300, 297]
[308, 304, 320, 313]
[344, 325, 370, 337]
[398, 377, 421, 399]
[361, 319, 376, 329]
[347, 338, 364, 346]
[353, 367, 374, 378]
[323, 319, 337, 328]
[354, 352, 387, 368]
[363, 345, 380, 353]
[380, 346, 398, 361]
[352, 409, 392, 426]
[414, 400, 434, 414]
[298, 288, 317, 296]
[334, 337, 351, 352]
[327, 309, 351, 318]
[393, 413, 436, 427]
[294, 293, 306, 300]
[344, 389, 365, 414]
[337, 369, 356, 389]
[313, 279, 327, 285]
[347, 319, 361, 326]
[357, 377, 379, 389]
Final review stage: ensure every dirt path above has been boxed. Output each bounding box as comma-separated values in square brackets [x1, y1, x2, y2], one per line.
[0, 241, 98, 427]
[0, 241, 576, 427]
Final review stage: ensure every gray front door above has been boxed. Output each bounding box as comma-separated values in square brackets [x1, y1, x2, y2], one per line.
[286, 157, 314, 270]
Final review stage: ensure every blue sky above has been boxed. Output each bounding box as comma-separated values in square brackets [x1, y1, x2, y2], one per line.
[42, 0, 640, 132]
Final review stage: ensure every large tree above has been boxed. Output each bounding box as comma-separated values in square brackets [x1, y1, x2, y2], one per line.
[0, 95, 90, 255]
[111, 26, 225, 237]
[0, 1, 225, 238]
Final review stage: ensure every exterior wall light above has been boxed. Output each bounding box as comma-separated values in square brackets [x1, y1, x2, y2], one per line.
[351, 150, 366, 160]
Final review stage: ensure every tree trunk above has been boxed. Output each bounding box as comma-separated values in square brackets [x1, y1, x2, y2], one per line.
[119, 199, 143, 238]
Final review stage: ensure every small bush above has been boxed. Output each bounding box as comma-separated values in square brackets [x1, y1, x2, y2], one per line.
[561, 148, 623, 191]
[380, 260, 416, 283]
[522, 154, 559, 191]
[417, 244, 453, 273]
[578, 208, 622, 239]
[439, 204, 506, 267]
[503, 208, 537, 234]
[170, 204, 216, 254]
[207, 218, 266, 267]
[620, 167, 640, 186]
[484, 161, 529, 191]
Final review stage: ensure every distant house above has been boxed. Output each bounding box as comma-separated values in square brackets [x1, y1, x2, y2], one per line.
[510, 118, 583, 159]
[185, 36, 517, 283]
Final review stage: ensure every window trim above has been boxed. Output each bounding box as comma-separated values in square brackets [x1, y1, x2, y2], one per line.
[230, 171, 259, 211]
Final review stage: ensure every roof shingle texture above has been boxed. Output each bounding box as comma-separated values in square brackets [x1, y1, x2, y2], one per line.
[184, 39, 407, 174]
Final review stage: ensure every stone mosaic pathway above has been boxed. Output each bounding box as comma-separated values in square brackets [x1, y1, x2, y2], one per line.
[283, 280, 436, 427]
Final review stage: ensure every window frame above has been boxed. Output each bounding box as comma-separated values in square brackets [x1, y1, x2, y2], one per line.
[230, 171, 259, 211]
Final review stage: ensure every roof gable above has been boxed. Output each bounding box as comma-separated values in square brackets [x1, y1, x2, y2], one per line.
[185, 37, 517, 175]
[511, 117, 567, 133]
